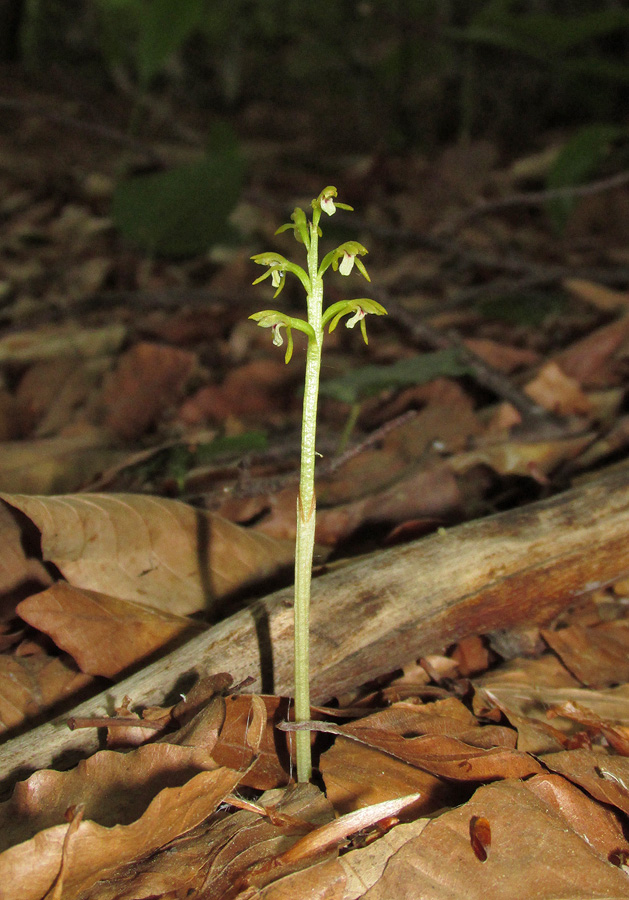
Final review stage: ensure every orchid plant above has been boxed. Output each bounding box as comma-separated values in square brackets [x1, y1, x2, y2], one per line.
[250, 186, 387, 782]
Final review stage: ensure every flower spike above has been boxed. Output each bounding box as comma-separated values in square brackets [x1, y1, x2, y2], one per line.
[249, 187, 386, 785]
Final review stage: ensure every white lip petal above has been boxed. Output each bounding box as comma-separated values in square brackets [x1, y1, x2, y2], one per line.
[346, 308, 365, 329]
[339, 252, 354, 276]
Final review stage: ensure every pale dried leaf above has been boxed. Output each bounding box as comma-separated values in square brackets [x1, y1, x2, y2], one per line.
[563, 278, 629, 313]
[362, 775, 629, 899]
[525, 361, 591, 416]
[0, 431, 123, 494]
[0, 324, 126, 365]
[0, 493, 294, 615]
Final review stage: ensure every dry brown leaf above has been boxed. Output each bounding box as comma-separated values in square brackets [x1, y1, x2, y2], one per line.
[524, 360, 591, 416]
[0, 766, 246, 900]
[322, 718, 543, 782]
[15, 356, 108, 438]
[0, 500, 51, 609]
[362, 775, 629, 899]
[542, 749, 629, 818]
[178, 357, 299, 426]
[0, 324, 126, 365]
[321, 739, 457, 816]
[16, 582, 206, 678]
[0, 430, 124, 494]
[78, 783, 331, 900]
[563, 278, 629, 313]
[473, 656, 629, 754]
[0, 742, 220, 852]
[255, 818, 431, 900]
[542, 620, 629, 688]
[102, 341, 197, 440]
[210, 694, 292, 790]
[554, 316, 629, 387]
[0, 652, 92, 734]
[449, 432, 593, 480]
[0, 493, 294, 616]
[451, 634, 491, 677]
[276, 793, 423, 867]
[314, 464, 462, 547]
[463, 337, 541, 372]
[0, 698, 268, 899]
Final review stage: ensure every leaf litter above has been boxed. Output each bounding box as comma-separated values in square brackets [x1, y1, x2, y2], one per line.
[4, 72, 629, 900]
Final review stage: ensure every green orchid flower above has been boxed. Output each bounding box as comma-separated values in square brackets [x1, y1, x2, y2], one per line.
[251, 252, 311, 297]
[249, 309, 315, 364]
[313, 185, 354, 217]
[319, 241, 370, 281]
[323, 297, 388, 344]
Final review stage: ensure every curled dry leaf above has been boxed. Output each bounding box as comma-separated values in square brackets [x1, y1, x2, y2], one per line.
[254, 819, 430, 900]
[0, 767, 247, 900]
[0, 493, 294, 616]
[469, 815, 491, 862]
[0, 690, 268, 898]
[321, 718, 543, 781]
[16, 582, 206, 678]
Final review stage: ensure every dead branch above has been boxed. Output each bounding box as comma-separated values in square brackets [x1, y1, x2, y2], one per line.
[2, 466, 629, 792]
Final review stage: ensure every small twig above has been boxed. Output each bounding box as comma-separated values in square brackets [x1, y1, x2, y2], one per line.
[0, 97, 164, 164]
[438, 170, 629, 236]
[67, 716, 163, 731]
[378, 291, 561, 429]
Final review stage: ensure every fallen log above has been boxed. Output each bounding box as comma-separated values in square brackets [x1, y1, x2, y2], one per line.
[2, 465, 629, 792]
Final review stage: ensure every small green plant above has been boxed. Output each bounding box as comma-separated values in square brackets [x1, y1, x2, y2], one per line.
[250, 186, 387, 782]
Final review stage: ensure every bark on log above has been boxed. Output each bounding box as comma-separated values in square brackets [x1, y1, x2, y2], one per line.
[2, 466, 629, 792]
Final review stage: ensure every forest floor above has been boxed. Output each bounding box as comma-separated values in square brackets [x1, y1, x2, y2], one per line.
[2, 65, 629, 898]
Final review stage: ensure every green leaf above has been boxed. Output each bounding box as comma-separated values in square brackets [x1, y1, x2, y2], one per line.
[546, 124, 625, 232]
[193, 431, 268, 464]
[137, 0, 204, 88]
[319, 349, 471, 406]
[478, 291, 567, 326]
[112, 123, 244, 257]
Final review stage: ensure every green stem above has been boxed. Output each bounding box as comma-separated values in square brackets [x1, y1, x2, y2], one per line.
[293, 219, 324, 783]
